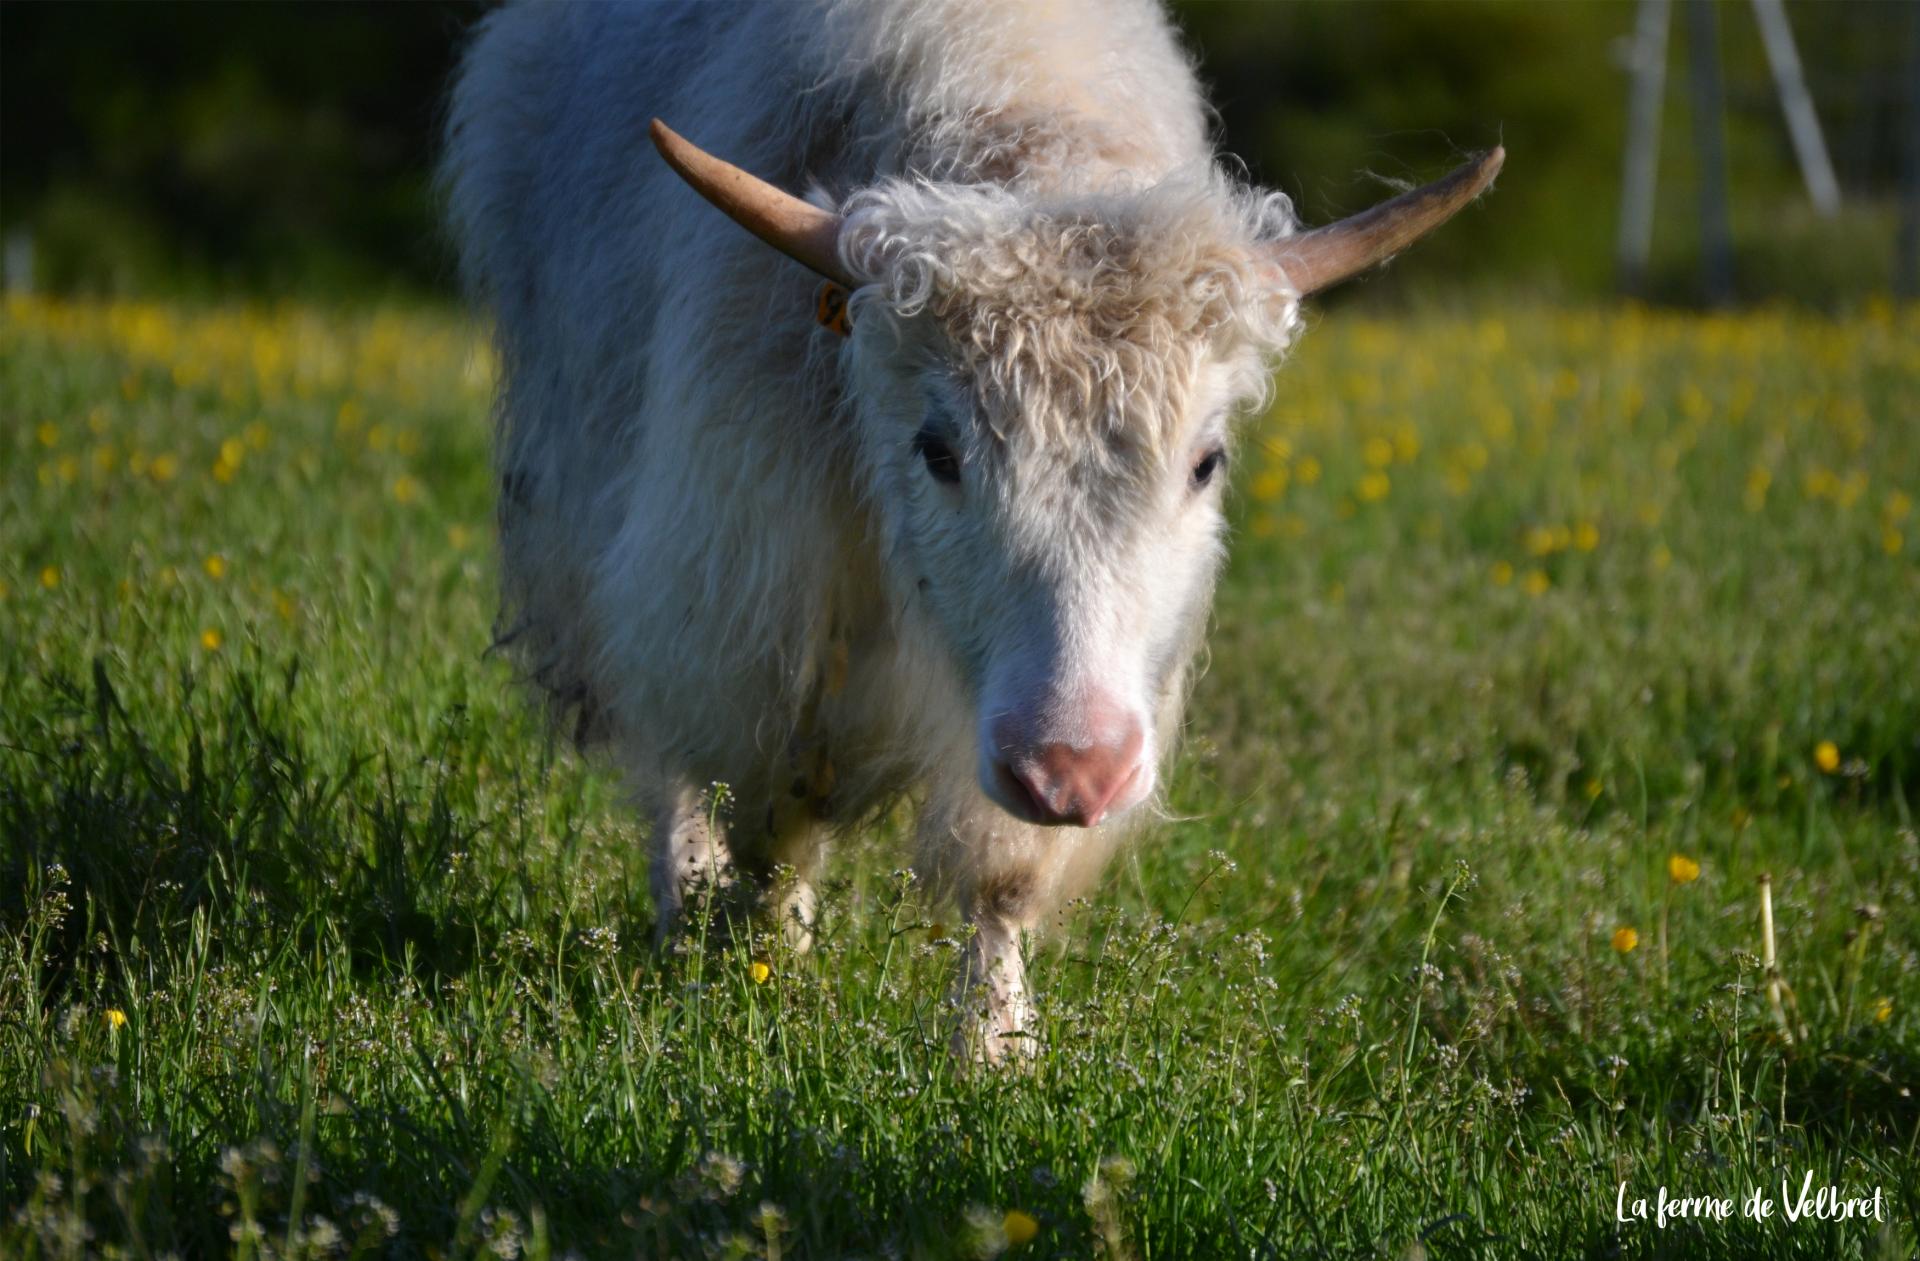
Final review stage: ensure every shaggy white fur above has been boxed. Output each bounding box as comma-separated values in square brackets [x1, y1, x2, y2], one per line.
[442, 0, 1306, 1061]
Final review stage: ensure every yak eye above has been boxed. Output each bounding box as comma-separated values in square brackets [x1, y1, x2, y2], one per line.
[1191, 447, 1226, 489]
[914, 429, 962, 485]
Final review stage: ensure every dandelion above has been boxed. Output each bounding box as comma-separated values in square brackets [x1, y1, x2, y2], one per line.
[390, 474, 422, 505]
[1872, 997, 1893, 1024]
[1667, 853, 1700, 884]
[1489, 560, 1514, 586]
[150, 453, 179, 482]
[1573, 521, 1600, 551]
[1521, 569, 1550, 597]
[1611, 926, 1639, 954]
[748, 961, 771, 985]
[1250, 470, 1287, 501]
[1362, 436, 1394, 469]
[1003, 1209, 1040, 1246]
[1651, 544, 1672, 571]
[203, 554, 227, 580]
[200, 628, 223, 652]
[1294, 455, 1321, 485]
[105, 1009, 128, 1030]
[40, 565, 60, 590]
[37, 422, 59, 447]
[1884, 528, 1903, 557]
[1814, 741, 1840, 774]
[1357, 471, 1391, 502]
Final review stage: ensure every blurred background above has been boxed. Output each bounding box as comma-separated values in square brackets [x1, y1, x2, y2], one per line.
[1, 0, 1916, 307]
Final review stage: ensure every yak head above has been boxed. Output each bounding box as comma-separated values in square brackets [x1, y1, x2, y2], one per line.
[651, 121, 1499, 828]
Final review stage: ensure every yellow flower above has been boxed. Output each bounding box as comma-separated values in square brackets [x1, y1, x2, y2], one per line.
[40, 565, 60, 590]
[1250, 470, 1287, 502]
[1884, 528, 1903, 557]
[203, 554, 227, 580]
[200, 628, 223, 652]
[448, 523, 474, 550]
[1814, 741, 1840, 774]
[36, 422, 59, 447]
[1572, 521, 1600, 552]
[149, 453, 179, 482]
[1294, 455, 1321, 485]
[106, 1009, 128, 1030]
[1003, 1210, 1039, 1246]
[1521, 569, 1550, 597]
[1362, 436, 1394, 469]
[1667, 853, 1701, 884]
[1489, 560, 1514, 587]
[390, 474, 422, 505]
[1611, 926, 1639, 954]
[1872, 996, 1893, 1024]
[749, 961, 771, 985]
[1357, 471, 1391, 503]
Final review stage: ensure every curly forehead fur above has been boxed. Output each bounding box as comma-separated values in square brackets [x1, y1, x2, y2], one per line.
[840, 175, 1303, 453]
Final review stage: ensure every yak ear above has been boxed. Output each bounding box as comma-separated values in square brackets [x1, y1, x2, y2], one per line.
[649, 119, 858, 288]
[1262, 147, 1503, 297]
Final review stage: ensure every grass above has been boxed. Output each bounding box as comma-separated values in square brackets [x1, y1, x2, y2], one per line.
[2, 292, 1917, 1259]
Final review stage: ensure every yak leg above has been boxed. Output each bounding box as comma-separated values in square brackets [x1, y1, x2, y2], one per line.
[649, 780, 737, 943]
[759, 807, 827, 954]
[953, 907, 1035, 1064]
[944, 862, 1045, 1065]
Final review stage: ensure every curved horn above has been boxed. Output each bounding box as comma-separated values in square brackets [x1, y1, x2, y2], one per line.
[649, 119, 856, 288]
[1266, 146, 1504, 297]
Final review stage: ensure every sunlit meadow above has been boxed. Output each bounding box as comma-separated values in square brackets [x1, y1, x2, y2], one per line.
[3, 293, 1917, 1259]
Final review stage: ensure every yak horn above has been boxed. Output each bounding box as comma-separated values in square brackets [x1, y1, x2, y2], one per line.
[1266, 146, 1504, 297]
[649, 119, 856, 288]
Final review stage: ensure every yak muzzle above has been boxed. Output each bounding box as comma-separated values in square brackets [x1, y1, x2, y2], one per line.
[985, 693, 1148, 828]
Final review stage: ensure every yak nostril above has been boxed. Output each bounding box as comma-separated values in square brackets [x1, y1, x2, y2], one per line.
[994, 759, 1048, 820]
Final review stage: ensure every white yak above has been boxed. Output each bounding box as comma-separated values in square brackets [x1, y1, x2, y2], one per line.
[441, 0, 1499, 1060]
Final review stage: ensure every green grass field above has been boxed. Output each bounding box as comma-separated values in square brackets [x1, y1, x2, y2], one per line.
[3, 294, 1917, 1259]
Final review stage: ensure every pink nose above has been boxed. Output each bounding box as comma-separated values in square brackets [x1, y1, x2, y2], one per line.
[990, 700, 1146, 828]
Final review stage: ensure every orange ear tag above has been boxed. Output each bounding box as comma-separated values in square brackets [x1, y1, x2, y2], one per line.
[814, 282, 852, 337]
